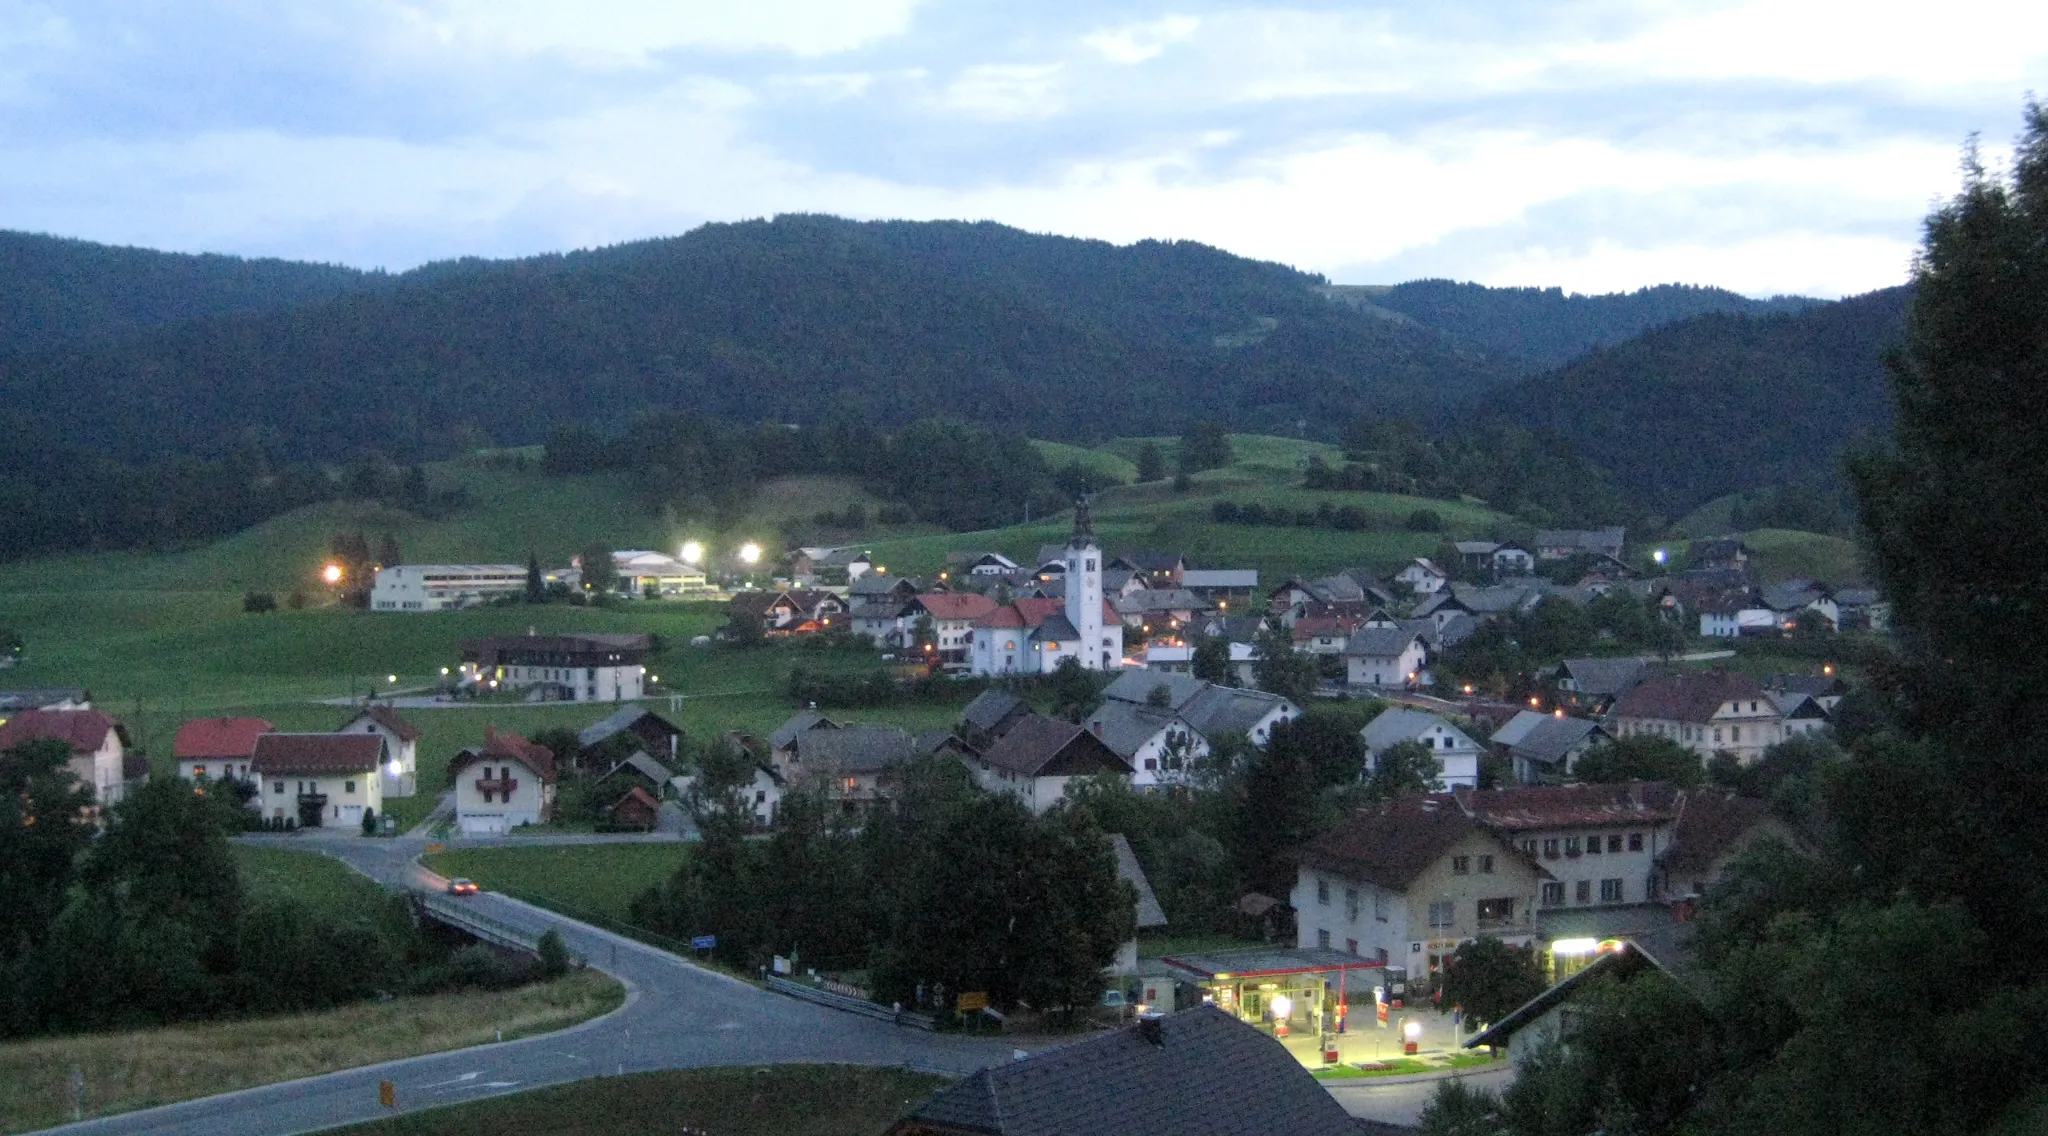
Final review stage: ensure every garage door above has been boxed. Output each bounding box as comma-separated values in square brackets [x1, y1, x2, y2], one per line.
[461, 814, 507, 836]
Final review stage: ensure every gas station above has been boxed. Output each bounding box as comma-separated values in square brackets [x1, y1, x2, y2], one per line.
[1157, 948, 1430, 1066]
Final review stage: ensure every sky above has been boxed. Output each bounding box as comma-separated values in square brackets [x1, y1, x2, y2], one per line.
[2, 1, 2042, 297]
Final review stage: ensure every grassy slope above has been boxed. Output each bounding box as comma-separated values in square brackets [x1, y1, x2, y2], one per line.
[422, 845, 689, 923]
[0, 971, 623, 1135]
[330, 1065, 949, 1136]
[233, 845, 392, 920]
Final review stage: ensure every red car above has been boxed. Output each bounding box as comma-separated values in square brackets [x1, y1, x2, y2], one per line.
[447, 878, 480, 896]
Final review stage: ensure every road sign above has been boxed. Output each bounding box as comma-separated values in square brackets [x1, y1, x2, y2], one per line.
[691, 935, 716, 950]
[378, 1080, 395, 1109]
[956, 991, 989, 1012]
[426, 843, 445, 854]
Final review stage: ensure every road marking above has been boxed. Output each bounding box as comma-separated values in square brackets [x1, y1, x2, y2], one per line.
[419, 1072, 481, 1088]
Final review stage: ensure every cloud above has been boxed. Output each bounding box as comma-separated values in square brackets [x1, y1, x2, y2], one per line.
[1082, 15, 1200, 64]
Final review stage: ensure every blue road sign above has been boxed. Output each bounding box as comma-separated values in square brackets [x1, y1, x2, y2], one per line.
[691, 935, 717, 950]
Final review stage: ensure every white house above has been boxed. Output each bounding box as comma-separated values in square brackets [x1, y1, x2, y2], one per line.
[1456, 783, 1679, 913]
[907, 592, 998, 665]
[1697, 590, 1779, 638]
[1360, 706, 1483, 790]
[173, 716, 272, 788]
[337, 704, 420, 798]
[1343, 628, 1428, 688]
[1491, 543, 1536, 574]
[1392, 558, 1449, 596]
[450, 726, 559, 835]
[0, 709, 131, 807]
[612, 550, 713, 597]
[1086, 674, 1299, 787]
[371, 564, 528, 612]
[1609, 669, 1794, 765]
[970, 506, 1122, 675]
[251, 733, 386, 829]
[967, 713, 1131, 814]
[458, 632, 650, 703]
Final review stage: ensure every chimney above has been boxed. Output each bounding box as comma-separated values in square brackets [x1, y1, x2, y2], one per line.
[1137, 1012, 1166, 1047]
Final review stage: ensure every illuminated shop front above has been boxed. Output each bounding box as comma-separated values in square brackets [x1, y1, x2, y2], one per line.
[1161, 948, 1393, 1041]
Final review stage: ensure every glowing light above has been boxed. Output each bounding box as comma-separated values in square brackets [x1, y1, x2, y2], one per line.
[739, 542, 762, 565]
[1653, 548, 1669, 565]
[322, 564, 344, 585]
[387, 674, 397, 684]
[680, 540, 704, 564]
[1402, 1019, 1423, 1042]
[440, 667, 450, 676]
[1463, 684, 1474, 695]
[1551, 938, 1600, 955]
[387, 760, 402, 775]
[1271, 994, 1293, 1020]
[1529, 697, 1540, 707]
[1823, 664, 1835, 676]
[1553, 708, 1565, 718]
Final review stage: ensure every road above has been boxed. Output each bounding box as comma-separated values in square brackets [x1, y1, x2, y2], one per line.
[41, 836, 1022, 1136]
[1325, 1065, 1511, 1127]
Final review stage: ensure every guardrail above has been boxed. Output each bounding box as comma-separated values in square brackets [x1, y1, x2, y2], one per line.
[766, 976, 935, 1031]
[419, 893, 543, 952]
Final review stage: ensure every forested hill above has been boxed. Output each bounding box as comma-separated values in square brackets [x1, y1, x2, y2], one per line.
[0, 215, 1511, 466]
[1328, 279, 1821, 373]
[0, 230, 387, 356]
[1477, 285, 1912, 518]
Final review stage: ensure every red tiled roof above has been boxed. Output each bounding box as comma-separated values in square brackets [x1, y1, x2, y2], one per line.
[1452, 782, 1682, 830]
[606, 785, 662, 818]
[0, 709, 122, 755]
[250, 733, 384, 776]
[1299, 795, 1500, 890]
[1290, 615, 1358, 642]
[450, 725, 559, 783]
[174, 717, 274, 760]
[973, 596, 1118, 630]
[914, 592, 997, 621]
[1610, 670, 1763, 724]
[346, 704, 421, 742]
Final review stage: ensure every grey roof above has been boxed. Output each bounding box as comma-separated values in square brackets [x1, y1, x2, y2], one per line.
[1510, 717, 1606, 768]
[1489, 710, 1550, 749]
[1559, 657, 1651, 697]
[1343, 627, 1423, 660]
[1034, 543, 1068, 569]
[1100, 568, 1135, 591]
[592, 749, 673, 787]
[769, 711, 839, 750]
[1030, 612, 1081, 641]
[898, 1005, 1356, 1136]
[1123, 587, 1208, 613]
[1116, 551, 1187, 572]
[0, 688, 90, 712]
[1765, 690, 1828, 719]
[1110, 834, 1168, 929]
[845, 597, 909, 621]
[1361, 706, 1479, 754]
[916, 729, 979, 758]
[1179, 686, 1292, 738]
[1466, 940, 1687, 1050]
[1102, 669, 1207, 710]
[791, 724, 917, 774]
[1085, 701, 1180, 760]
[960, 688, 1028, 733]
[1305, 574, 1366, 603]
[1762, 581, 1833, 611]
[576, 705, 680, 749]
[1835, 587, 1882, 606]
[1454, 540, 1500, 555]
[1765, 673, 1847, 698]
[978, 714, 1128, 778]
[1181, 569, 1258, 589]
[1536, 527, 1627, 555]
[848, 573, 915, 597]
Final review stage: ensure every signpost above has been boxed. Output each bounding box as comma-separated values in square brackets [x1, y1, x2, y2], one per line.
[956, 991, 989, 1013]
[690, 935, 716, 952]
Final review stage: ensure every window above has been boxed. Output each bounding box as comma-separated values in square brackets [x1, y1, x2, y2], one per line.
[1476, 897, 1515, 924]
[1451, 855, 1470, 875]
[1600, 879, 1624, 903]
[1585, 836, 1601, 856]
[1318, 929, 1332, 949]
[274, 781, 284, 793]
[1317, 879, 1331, 905]
[1374, 892, 1388, 922]
[1345, 888, 1360, 920]
[1543, 838, 1560, 858]
[1541, 882, 1565, 907]
[1479, 855, 1495, 874]
[1144, 758, 1157, 770]
[1524, 839, 1538, 855]
[1731, 726, 1741, 742]
[1347, 938, 1359, 956]
[1575, 880, 1591, 904]
[1608, 835, 1624, 853]
[1427, 900, 1455, 928]
[1713, 728, 1723, 743]
[344, 780, 355, 794]
[1628, 832, 1644, 851]
[1564, 837, 1581, 856]
[193, 764, 207, 778]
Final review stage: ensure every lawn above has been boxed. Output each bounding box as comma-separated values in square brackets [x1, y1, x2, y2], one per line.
[327, 1065, 950, 1136]
[234, 844, 390, 919]
[0, 970, 623, 1135]
[421, 844, 690, 923]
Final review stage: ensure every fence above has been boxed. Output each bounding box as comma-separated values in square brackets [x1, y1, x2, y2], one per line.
[766, 976, 935, 1031]
[419, 893, 542, 952]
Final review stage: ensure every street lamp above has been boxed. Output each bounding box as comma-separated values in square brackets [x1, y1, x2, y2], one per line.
[322, 563, 344, 585]
[739, 542, 762, 565]
[680, 540, 704, 564]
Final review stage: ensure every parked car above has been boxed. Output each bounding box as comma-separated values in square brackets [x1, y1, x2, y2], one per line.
[447, 878, 480, 896]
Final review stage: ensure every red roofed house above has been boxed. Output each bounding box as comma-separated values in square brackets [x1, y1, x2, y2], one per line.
[907, 592, 997, 665]
[0, 709, 131, 806]
[1451, 783, 1683, 915]
[969, 505, 1125, 675]
[1609, 668, 1789, 765]
[604, 786, 663, 832]
[449, 726, 558, 835]
[251, 733, 387, 828]
[338, 704, 421, 798]
[174, 717, 274, 788]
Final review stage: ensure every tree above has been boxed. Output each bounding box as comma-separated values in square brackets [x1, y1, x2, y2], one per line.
[1135, 440, 1165, 482]
[1231, 735, 1323, 897]
[1269, 713, 1365, 790]
[1250, 627, 1320, 706]
[524, 553, 545, 604]
[1439, 937, 1545, 1028]
[81, 776, 247, 956]
[1364, 739, 1440, 800]
[0, 625, 21, 663]
[1192, 635, 1232, 684]
[375, 532, 401, 569]
[910, 614, 939, 658]
[1572, 735, 1704, 789]
[359, 806, 377, 836]
[1046, 656, 1104, 721]
[1178, 421, 1233, 473]
[0, 738, 95, 961]
[537, 928, 570, 978]
[578, 542, 618, 594]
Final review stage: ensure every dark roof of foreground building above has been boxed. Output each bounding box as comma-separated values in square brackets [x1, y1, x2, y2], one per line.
[977, 714, 1129, 778]
[889, 1006, 1359, 1136]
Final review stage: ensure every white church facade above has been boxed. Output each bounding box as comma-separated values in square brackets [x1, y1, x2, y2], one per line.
[969, 504, 1125, 676]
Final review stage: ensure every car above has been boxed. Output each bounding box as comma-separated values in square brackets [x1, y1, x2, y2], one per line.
[447, 878, 480, 896]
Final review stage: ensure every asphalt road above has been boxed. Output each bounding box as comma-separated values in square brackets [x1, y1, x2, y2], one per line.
[39, 836, 1021, 1136]
[1325, 1065, 1512, 1127]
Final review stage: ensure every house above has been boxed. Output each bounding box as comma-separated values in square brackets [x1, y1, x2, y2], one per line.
[1556, 657, 1651, 717]
[1108, 834, 1169, 976]
[1392, 557, 1449, 596]
[590, 750, 674, 796]
[768, 711, 841, 771]
[1535, 528, 1627, 562]
[1360, 706, 1483, 790]
[788, 547, 873, 587]
[449, 726, 558, 835]
[251, 733, 386, 829]
[1108, 551, 1188, 589]
[778, 723, 917, 813]
[1765, 672, 1848, 712]
[1834, 587, 1889, 632]
[611, 550, 713, 597]
[1291, 614, 1359, 655]
[1654, 790, 1799, 900]
[1344, 628, 1428, 689]
[886, 1005, 1360, 1136]
[1490, 712, 1611, 783]
[724, 590, 847, 637]
[370, 564, 528, 611]
[970, 506, 1122, 674]
[1490, 542, 1536, 574]
[458, 632, 650, 702]
[956, 688, 1030, 751]
[338, 704, 421, 798]
[0, 687, 92, 715]
[676, 735, 784, 827]
[604, 786, 663, 832]
[1464, 940, 1692, 1067]
[1456, 782, 1682, 915]
[1179, 683, 1299, 750]
[1112, 588, 1215, 636]
[1696, 587, 1779, 638]
[1609, 669, 1793, 764]
[907, 593, 998, 664]
[1143, 644, 1194, 672]
[967, 713, 1130, 813]
[1087, 673, 1297, 785]
[576, 704, 683, 762]
[1690, 538, 1752, 571]
[1415, 582, 1546, 628]
[1761, 579, 1839, 630]
[1294, 794, 1550, 977]
[847, 596, 915, 646]
[945, 550, 1020, 577]
[1085, 700, 1196, 785]
[847, 570, 920, 604]
[0, 708, 132, 806]
[1180, 568, 1259, 601]
[174, 717, 273, 787]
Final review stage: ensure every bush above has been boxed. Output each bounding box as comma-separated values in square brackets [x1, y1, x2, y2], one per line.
[1405, 508, 1443, 532]
[360, 806, 377, 836]
[243, 591, 278, 613]
[538, 928, 570, 977]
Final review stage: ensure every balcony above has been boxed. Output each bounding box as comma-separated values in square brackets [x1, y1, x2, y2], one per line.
[475, 777, 519, 796]
[296, 792, 328, 806]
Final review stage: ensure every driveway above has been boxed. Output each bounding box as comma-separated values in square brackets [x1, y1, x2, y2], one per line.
[41, 837, 1021, 1136]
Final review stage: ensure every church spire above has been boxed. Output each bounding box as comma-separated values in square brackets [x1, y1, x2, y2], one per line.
[1070, 494, 1095, 544]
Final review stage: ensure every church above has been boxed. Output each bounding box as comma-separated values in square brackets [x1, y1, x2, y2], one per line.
[969, 502, 1125, 676]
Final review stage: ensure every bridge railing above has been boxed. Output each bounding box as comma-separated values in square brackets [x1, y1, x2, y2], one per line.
[765, 976, 936, 1031]
[418, 893, 545, 952]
